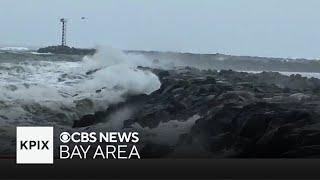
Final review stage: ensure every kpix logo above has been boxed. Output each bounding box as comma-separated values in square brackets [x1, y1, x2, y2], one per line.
[16, 127, 53, 164]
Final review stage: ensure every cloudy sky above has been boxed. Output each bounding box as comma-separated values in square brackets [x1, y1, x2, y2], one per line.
[0, 0, 319, 58]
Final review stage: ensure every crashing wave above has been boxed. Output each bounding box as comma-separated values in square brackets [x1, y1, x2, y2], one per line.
[0, 47, 161, 127]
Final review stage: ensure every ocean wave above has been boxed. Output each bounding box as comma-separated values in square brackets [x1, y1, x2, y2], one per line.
[0, 47, 161, 128]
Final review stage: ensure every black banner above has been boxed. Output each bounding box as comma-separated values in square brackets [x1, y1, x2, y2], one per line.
[1, 159, 320, 179]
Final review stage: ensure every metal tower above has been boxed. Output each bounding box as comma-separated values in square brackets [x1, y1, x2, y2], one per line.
[60, 18, 67, 46]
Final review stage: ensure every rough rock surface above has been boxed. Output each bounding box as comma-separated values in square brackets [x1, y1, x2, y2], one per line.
[75, 67, 320, 158]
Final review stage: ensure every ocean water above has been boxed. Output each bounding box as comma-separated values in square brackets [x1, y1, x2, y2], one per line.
[0, 47, 163, 154]
[0, 47, 161, 124]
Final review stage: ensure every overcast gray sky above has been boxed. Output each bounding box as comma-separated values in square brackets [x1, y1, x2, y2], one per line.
[0, 0, 319, 58]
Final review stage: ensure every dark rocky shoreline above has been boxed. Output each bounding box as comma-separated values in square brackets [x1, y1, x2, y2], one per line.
[37, 46, 96, 55]
[74, 67, 320, 158]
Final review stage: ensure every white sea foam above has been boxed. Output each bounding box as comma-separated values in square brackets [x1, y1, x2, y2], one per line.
[0, 47, 161, 125]
[0, 47, 29, 51]
[30, 52, 53, 55]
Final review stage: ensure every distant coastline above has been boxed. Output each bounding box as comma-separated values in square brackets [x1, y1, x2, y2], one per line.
[34, 45, 320, 73]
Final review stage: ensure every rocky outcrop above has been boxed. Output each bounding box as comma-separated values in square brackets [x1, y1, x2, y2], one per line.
[37, 46, 96, 55]
[73, 95, 148, 128]
[74, 67, 320, 158]
[132, 68, 320, 158]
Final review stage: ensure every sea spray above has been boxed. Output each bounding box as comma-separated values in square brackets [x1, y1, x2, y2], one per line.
[0, 46, 161, 125]
[80, 47, 160, 97]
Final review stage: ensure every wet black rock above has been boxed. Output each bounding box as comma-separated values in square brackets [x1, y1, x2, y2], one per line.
[74, 67, 320, 158]
[73, 95, 148, 128]
[135, 68, 320, 157]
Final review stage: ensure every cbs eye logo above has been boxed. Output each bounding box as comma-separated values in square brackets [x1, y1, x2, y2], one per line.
[60, 132, 71, 143]
[59, 132, 97, 143]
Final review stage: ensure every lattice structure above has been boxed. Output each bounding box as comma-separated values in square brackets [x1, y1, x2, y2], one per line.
[60, 18, 67, 46]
